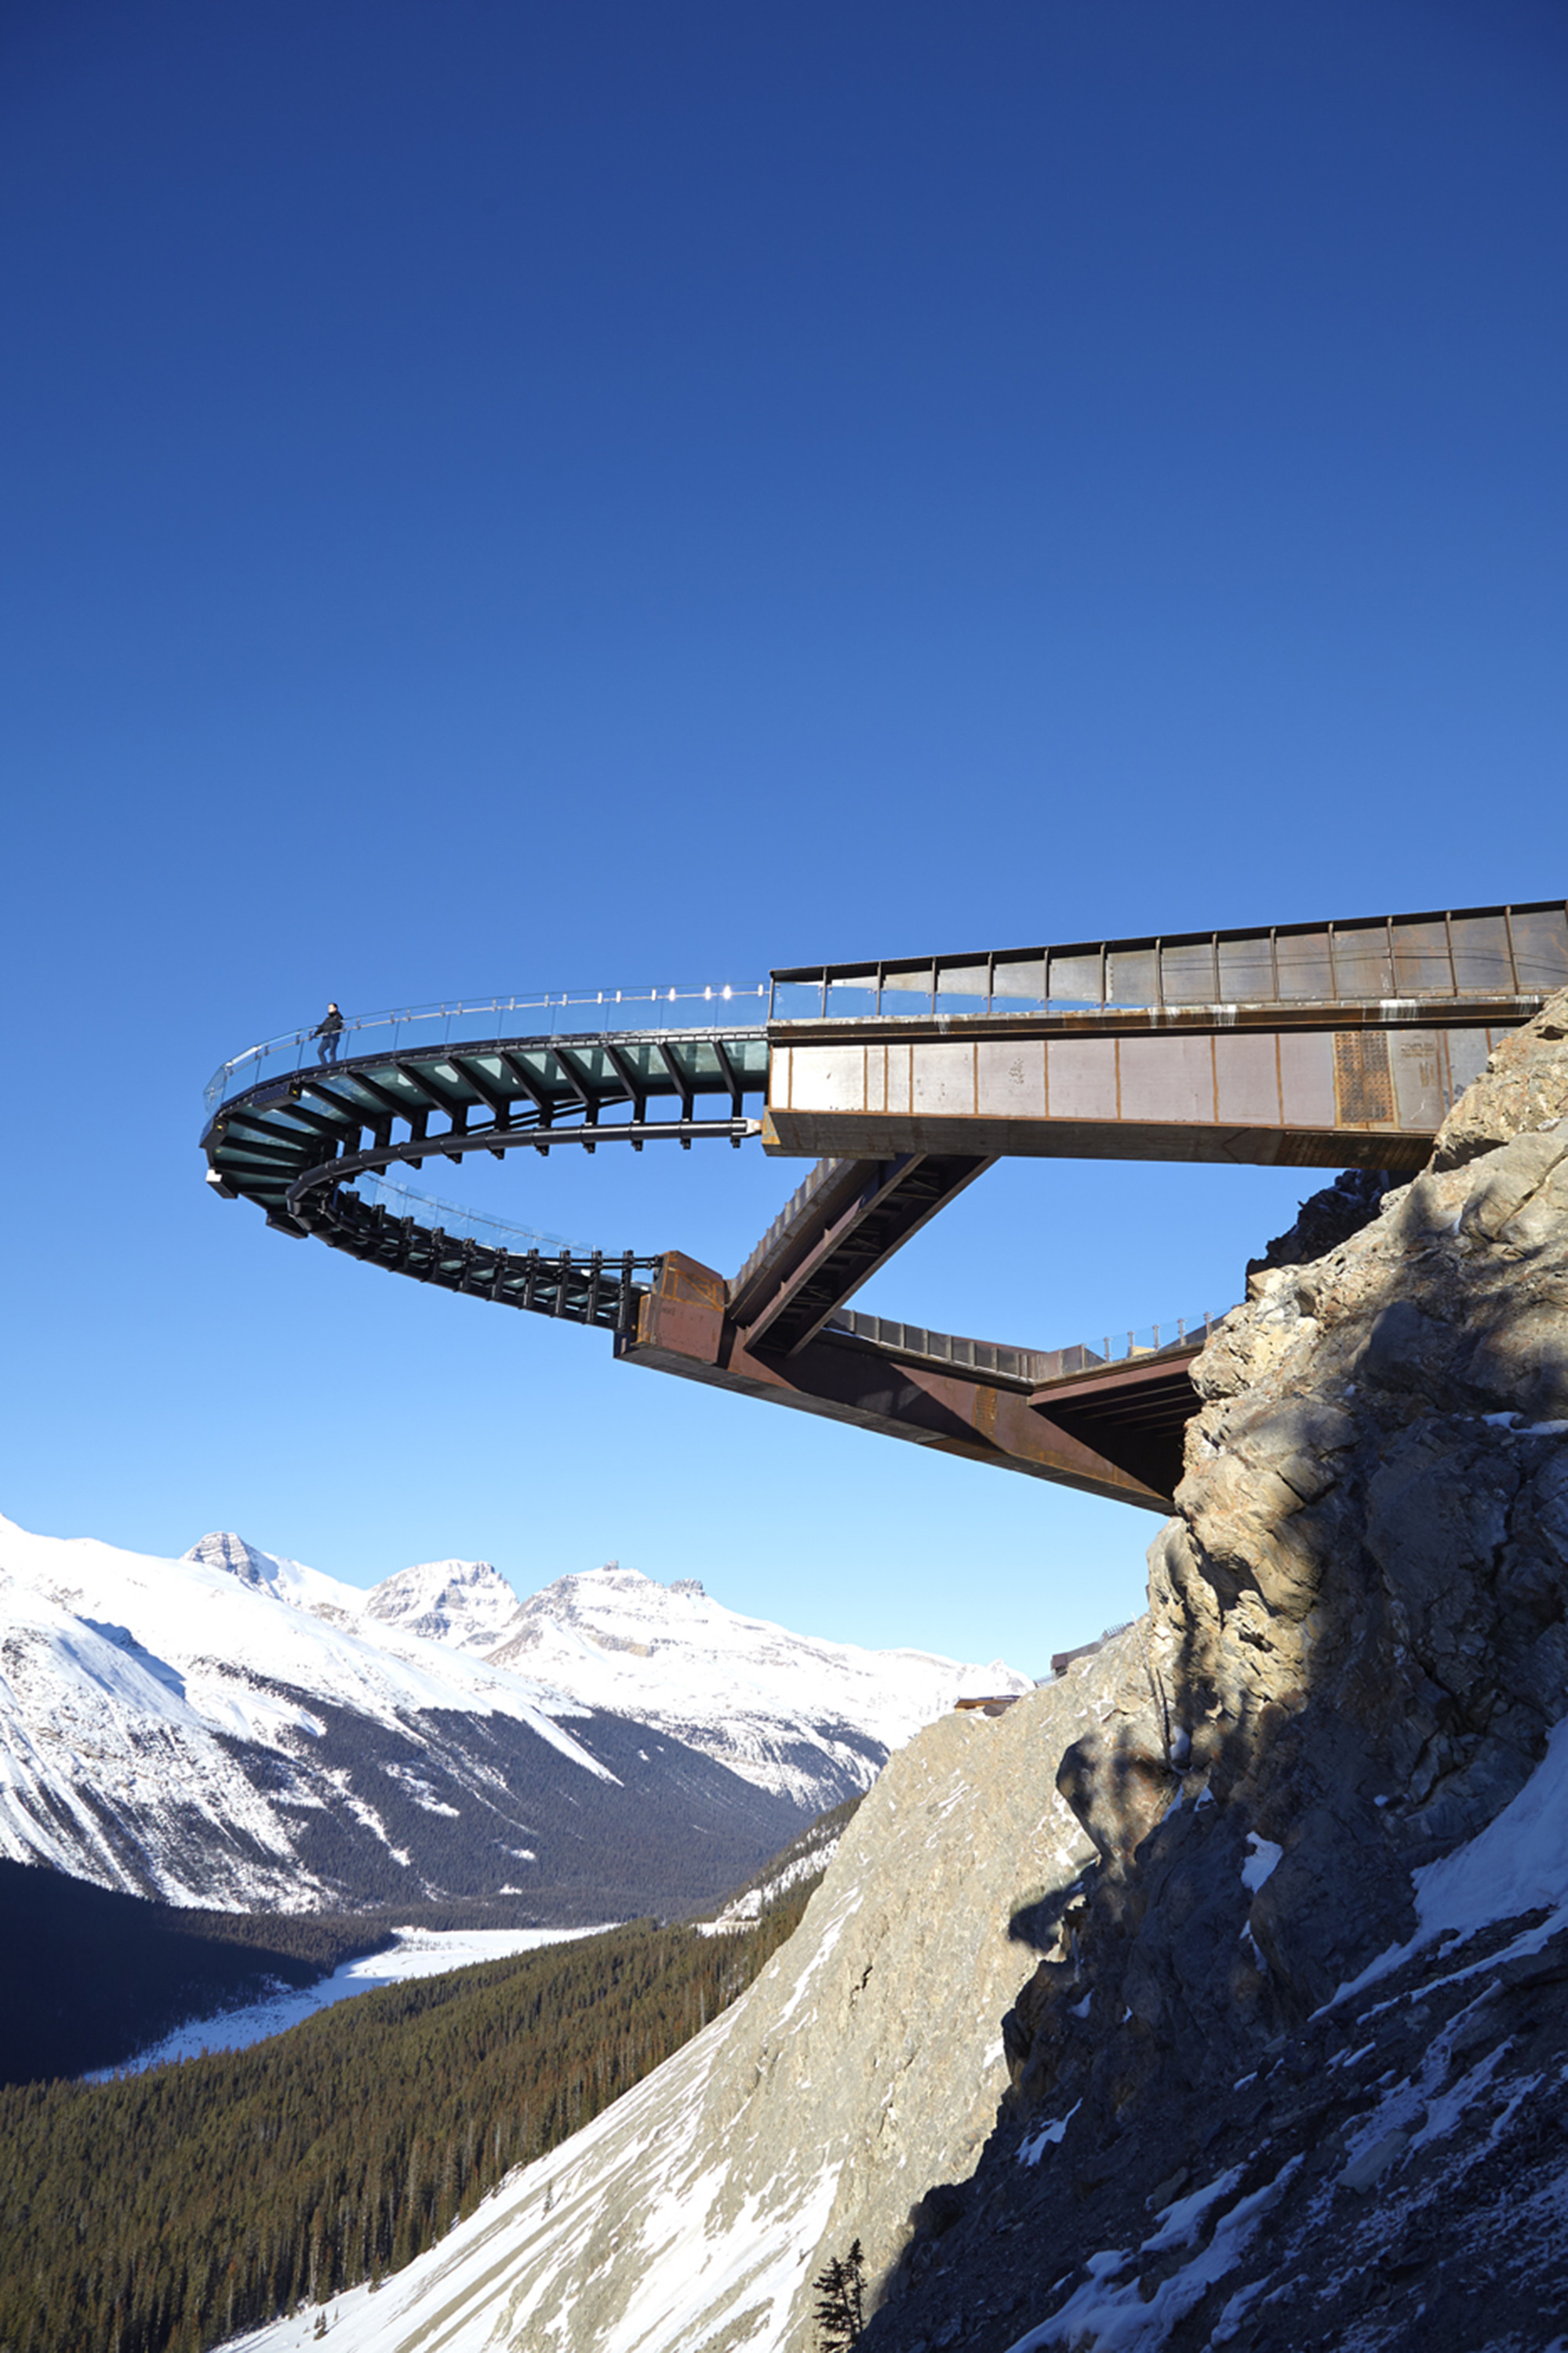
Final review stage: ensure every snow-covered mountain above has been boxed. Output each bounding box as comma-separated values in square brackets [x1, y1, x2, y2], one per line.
[486, 1565, 1031, 1809]
[0, 1516, 1027, 1915]
[361, 1558, 519, 1653]
[181, 1533, 517, 1653]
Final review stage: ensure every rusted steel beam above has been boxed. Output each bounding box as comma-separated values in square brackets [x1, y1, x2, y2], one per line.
[617, 1254, 1175, 1513]
[731, 1152, 994, 1358]
[1028, 1355, 1203, 1502]
[768, 900, 1568, 1020]
[764, 1021, 1506, 1172]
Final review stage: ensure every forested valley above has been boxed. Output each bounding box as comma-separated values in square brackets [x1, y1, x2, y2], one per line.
[0, 1860, 395, 2085]
[0, 1801, 856, 2353]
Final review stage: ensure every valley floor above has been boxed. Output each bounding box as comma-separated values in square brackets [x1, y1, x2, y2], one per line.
[88, 1922, 615, 2077]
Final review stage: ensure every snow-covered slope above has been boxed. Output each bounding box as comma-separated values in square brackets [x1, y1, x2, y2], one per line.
[184, 1535, 518, 1656]
[225, 1668, 1102, 2353]
[0, 1519, 1022, 1916]
[485, 1565, 1031, 1808]
[0, 1518, 804, 1913]
[182, 1532, 369, 1630]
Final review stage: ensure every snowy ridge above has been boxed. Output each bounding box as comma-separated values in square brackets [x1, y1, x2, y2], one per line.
[486, 1564, 1031, 1806]
[0, 1516, 617, 1907]
[0, 1516, 1024, 1912]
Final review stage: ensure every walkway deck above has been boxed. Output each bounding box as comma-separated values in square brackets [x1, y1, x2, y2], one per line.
[201, 898, 1566, 1511]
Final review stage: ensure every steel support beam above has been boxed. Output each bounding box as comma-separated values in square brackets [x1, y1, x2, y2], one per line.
[763, 1020, 1510, 1173]
[618, 1253, 1175, 1512]
[730, 1151, 994, 1357]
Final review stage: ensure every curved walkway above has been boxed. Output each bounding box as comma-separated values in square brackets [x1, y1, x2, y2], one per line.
[201, 900, 1567, 1508]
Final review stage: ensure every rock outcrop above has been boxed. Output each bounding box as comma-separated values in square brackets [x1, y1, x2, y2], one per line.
[866, 986, 1568, 2350]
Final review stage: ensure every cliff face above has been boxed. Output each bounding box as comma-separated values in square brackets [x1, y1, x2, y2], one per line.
[230, 1641, 1134, 2353]
[231, 997, 1568, 2353]
[865, 989, 1568, 2351]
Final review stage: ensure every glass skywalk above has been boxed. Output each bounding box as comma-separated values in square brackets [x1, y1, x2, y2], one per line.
[203, 983, 769, 1113]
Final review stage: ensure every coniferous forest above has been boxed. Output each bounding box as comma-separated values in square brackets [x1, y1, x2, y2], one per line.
[0, 1803, 855, 2353]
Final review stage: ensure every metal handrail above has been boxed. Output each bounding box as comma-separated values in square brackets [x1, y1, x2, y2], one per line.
[354, 1172, 590, 1257]
[202, 983, 768, 1111]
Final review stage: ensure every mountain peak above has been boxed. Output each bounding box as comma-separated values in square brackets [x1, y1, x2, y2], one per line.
[182, 1532, 278, 1590]
[362, 1558, 518, 1654]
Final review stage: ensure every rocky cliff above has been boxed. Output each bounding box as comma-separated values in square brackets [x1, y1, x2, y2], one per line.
[864, 987, 1568, 2351]
[230, 1646, 1134, 2353]
[231, 993, 1568, 2353]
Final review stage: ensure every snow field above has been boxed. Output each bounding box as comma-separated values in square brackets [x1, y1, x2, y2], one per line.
[89, 1923, 617, 2078]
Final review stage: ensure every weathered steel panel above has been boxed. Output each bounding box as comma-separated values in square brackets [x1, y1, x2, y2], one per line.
[1118, 1033, 1215, 1125]
[1333, 1031, 1395, 1126]
[1159, 937, 1219, 1004]
[1392, 1031, 1445, 1131]
[1392, 917, 1453, 994]
[1512, 904, 1568, 992]
[1219, 933, 1278, 1000]
[1274, 929, 1333, 1000]
[790, 1044, 868, 1114]
[762, 1104, 1429, 1169]
[991, 954, 1046, 1003]
[911, 1042, 977, 1116]
[1446, 1027, 1493, 1103]
[1045, 1036, 1119, 1120]
[1333, 922, 1395, 998]
[977, 1039, 1047, 1119]
[1108, 946, 1158, 1007]
[1278, 1031, 1337, 1129]
[1048, 950, 1102, 1006]
[1214, 1031, 1282, 1126]
[1450, 911, 1515, 992]
[623, 1251, 1171, 1510]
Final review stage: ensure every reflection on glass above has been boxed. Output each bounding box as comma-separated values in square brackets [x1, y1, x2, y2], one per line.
[1511, 907, 1568, 992]
[827, 974, 880, 1020]
[1046, 952, 1101, 1006]
[1450, 914, 1515, 992]
[771, 980, 825, 1020]
[1106, 948, 1156, 1007]
[880, 965, 934, 1011]
[934, 961, 990, 1016]
[1331, 924, 1393, 998]
[1390, 918, 1453, 994]
[1159, 940, 1218, 1004]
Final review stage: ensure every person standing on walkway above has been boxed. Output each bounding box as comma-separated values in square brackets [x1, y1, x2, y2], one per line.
[312, 1002, 345, 1064]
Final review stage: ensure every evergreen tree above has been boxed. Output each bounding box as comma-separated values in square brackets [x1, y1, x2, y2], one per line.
[812, 2238, 866, 2349]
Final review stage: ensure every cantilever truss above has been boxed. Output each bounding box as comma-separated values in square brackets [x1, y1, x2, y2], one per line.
[202, 896, 1568, 1512]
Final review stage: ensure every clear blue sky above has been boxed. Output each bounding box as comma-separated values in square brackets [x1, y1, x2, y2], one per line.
[2, 0, 1566, 1672]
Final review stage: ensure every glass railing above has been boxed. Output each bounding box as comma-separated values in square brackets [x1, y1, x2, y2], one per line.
[830, 1304, 1233, 1385]
[769, 901, 1568, 1021]
[1071, 1311, 1231, 1367]
[351, 1172, 595, 1258]
[202, 984, 769, 1113]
